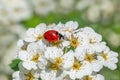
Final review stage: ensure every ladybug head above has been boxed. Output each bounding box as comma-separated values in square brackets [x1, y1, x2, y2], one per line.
[58, 33, 64, 40]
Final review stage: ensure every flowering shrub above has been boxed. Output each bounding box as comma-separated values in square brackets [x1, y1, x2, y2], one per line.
[10, 21, 118, 80]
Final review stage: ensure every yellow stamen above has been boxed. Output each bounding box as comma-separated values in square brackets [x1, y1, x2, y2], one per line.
[50, 63, 59, 71]
[83, 76, 92, 80]
[89, 38, 95, 44]
[85, 54, 94, 62]
[25, 72, 34, 80]
[31, 53, 40, 63]
[72, 59, 81, 70]
[70, 35, 79, 48]
[101, 52, 107, 60]
[55, 57, 62, 65]
[36, 35, 42, 41]
[21, 45, 27, 50]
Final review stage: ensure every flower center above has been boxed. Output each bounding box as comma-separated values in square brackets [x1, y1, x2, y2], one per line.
[31, 53, 40, 63]
[21, 45, 27, 50]
[36, 35, 42, 41]
[50, 57, 62, 71]
[25, 72, 34, 80]
[72, 59, 81, 70]
[83, 76, 92, 80]
[50, 63, 59, 71]
[55, 57, 63, 65]
[89, 38, 95, 44]
[85, 54, 94, 62]
[101, 52, 107, 60]
[70, 35, 79, 48]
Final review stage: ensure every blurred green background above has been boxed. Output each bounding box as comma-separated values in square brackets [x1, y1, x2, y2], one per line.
[0, 0, 120, 80]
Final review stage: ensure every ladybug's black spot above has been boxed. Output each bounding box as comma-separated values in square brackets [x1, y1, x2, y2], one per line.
[50, 33, 53, 37]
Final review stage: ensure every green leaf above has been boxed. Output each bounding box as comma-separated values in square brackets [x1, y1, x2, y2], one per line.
[9, 59, 21, 71]
[64, 46, 75, 53]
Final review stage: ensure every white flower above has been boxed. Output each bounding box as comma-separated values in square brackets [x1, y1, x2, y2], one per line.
[75, 27, 102, 47]
[11, 21, 119, 80]
[76, 0, 115, 22]
[41, 47, 74, 80]
[107, 31, 120, 47]
[87, 5, 100, 22]
[64, 21, 78, 31]
[98, 47, 118, 70]
[55, 21, 78, 39]
[44, 47, 74, 69]
[81, 74, 104, 80]
[82, 27, 102, 43]
[76, 0, 93, 10]
[59, 0, 74, 9]
[0, 3, 10, 25]
[24, 23, 46, 42]
[17, 40, 28, 51]
[18, 42, 47, 70]
[75, 47, 103, 72]
[68, 61, 92, 79]
[31, 0, 55, 15]
[13, 70, 39, 80]
[1, 0, 32, 22]
[100, 0, 115, 19]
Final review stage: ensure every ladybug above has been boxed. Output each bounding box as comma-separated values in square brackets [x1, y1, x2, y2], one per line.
[43, 30, 64, 43]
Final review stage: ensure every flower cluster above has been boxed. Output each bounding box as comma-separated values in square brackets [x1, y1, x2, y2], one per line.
[0, 0, 118, 25]
[12, 21, 118, 80]
[0, 0, 32, 25]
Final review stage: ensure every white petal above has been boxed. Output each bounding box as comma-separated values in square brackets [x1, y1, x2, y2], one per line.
[35, 23, 46, 35]
[65, 21, 78, 30]
[75, 47, 85, 61]
[22, 61, 37, 70]
[92, 60, 103, 72]
[94, 74, 105, 80]
[40, 70, 56, 80]
[44, 47, 63, 60]
[38, 57, 47, 69]
[12, 71, 20, 80]
[62, 50, 74, 69]
[105, 62, 117, 70]
[18, 51, 28, 61]
[17, 40, 24, 48]
[25, 28, 35, 42]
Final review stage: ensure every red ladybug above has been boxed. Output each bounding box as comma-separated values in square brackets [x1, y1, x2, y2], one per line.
[43, 30, 64, 43]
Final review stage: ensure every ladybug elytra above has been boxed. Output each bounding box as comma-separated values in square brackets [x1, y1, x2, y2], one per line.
[43, 30, 64, 43]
